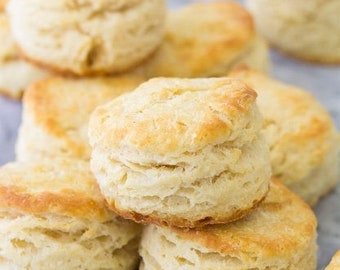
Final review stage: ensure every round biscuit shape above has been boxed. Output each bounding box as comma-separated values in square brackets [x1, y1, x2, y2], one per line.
[89, 77, 271, 228]
[7, 0, 166, 75]
[246, 0, 340, 63]
[134, 1, 269, 78]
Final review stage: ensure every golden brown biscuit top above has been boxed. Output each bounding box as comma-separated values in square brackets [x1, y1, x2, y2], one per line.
[173, 179, 316, 258]
[168, 1, 254, 58]
[23, 75, 144, 141]
[0, 159, 115, 221]
[89, 77, 258, 156]
[229, 67, 339, 183]
[138, 1, 255, 77]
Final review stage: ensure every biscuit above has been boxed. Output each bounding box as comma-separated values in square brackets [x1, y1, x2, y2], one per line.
[325, 250, 340, 270]
[0, 0, 7, 11]
[7, 0, 166, 75]
[139, 179, 317, 270]
[246, 0, 340, 63]
[88, 77, 271, 228]
[16, 75, 144, 161]
[229, 67, 340, 205]
[0, 159, 142, 269]
[0, 14, 49, 99]
[134, 1, 269, 78]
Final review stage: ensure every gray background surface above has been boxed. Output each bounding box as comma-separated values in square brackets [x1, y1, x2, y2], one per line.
[0, 1, 339, 269]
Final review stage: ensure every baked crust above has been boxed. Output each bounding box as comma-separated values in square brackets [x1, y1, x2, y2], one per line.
[140, 179, 317, 269]
[0, 159, 142, 269]
[0, 160, 115, 222]
[89, 77, 271, 228]
[16, 74, 144, 161]
[7, 0, 166, 75]
[229, 67, 340, 205]
[89, 77, 258, 155]
[134, 1, 268, 77]
[173, 180, 315, 255]
[246, 0, 340, 63]
[105, 193, 267, 228]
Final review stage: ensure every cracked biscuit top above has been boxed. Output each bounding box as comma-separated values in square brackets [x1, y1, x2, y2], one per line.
[89, 77, 260, 157]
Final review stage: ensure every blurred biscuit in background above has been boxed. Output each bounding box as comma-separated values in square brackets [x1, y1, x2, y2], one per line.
[1, 1, 270, 99]
[0, 14, 49, 99]
[7, 0, 166, 75]
[133, 1, 270, 78]
[230, 67, 340, 205]
[16, 75, 144, 161]
[246, 0, 340, 63]
[0, 158, 142, 269]
[0, 0, 7, 11]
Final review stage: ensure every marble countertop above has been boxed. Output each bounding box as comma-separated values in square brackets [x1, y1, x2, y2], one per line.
[0, 1, 340, 269]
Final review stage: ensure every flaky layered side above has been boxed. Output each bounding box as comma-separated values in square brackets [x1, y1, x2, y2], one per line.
[0, 212, 140, 270]
[0, 159, 142, 269]
[89, 77, 271, 228]
[139, 180, 317, 270]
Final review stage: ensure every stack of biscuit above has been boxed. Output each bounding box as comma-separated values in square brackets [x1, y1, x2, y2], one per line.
[0, 0, 339, 269]
[0, 1, 274, 268]
[139, 179, 317, 269]
[88, 77, 272, 228]
[1, 0, 168, 267]
[88, 77, 318, 269]
[16, 67, 339, 207]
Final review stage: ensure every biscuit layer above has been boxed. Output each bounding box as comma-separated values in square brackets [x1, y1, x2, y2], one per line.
[89, 77, 271, 228]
